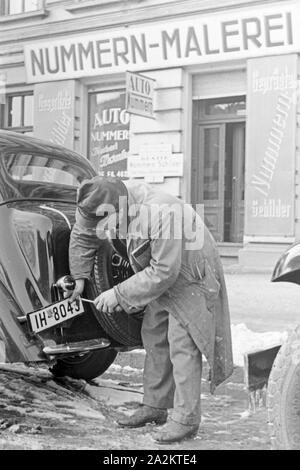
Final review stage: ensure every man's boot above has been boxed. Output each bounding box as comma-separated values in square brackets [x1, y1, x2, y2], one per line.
[116, 405, 167, 428]
[152, 419, 199, 443]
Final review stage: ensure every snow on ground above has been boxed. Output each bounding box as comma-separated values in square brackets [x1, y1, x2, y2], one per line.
[109, 323, 290, 374]
[0, 324, 289, 374]
[231, 323, 288, 367]
[0, 361, 270, 450]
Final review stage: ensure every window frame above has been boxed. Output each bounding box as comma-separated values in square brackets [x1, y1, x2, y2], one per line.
[0, 0, 5, 15]
[2, 92, 34, 134]
[88, 88, 130, 179]
[1, 0, 42, 16]
[197, 95, 247, 122]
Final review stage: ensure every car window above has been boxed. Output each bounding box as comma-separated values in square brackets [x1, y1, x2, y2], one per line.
[4, 153, 88, 187]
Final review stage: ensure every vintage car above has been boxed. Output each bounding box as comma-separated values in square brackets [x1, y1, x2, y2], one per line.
[246, 243, 300, 450]
[0, 130, 142, 380]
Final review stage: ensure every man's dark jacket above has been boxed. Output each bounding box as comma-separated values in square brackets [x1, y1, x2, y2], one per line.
[69, 179, 233, 391]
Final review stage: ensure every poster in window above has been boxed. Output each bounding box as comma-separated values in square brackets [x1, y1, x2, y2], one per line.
[89, 91, 130, 179]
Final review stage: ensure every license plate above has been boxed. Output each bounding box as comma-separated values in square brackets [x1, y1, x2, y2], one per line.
[27, 297, 84, 334]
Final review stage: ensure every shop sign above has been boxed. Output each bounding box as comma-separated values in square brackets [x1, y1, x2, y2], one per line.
[128, 144, 183, 182]
[126, 71, 156, 119]
[89, 90, 130, 178]
[33, 80, 75, 150]
[245, 54, 297, 237]
[24, 3, 300, 83]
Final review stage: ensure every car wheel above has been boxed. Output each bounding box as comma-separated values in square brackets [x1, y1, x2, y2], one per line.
[267, 324, 300, 449]
[93, 239, 144, 347]
[50, 349, 118, 381]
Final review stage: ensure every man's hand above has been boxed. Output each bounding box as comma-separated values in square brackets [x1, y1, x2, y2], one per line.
[94, 288, 121, 313]
[67, 279, 85, 303]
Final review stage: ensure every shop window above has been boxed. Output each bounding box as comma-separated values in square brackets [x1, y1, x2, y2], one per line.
[0, 0, 41, 15]
[88, 90, 130, 178]
[3, 93, 34, 135]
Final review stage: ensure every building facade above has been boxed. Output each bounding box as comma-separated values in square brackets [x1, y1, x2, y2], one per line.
[1, 0, 299, 267]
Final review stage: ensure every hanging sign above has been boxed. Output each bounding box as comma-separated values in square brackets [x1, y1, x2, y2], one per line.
[126, 71, 156, 119]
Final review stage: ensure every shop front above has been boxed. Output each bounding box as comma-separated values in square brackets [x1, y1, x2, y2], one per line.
[2, 0, 300, 267]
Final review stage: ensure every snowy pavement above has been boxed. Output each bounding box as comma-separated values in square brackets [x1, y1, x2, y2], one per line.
[226, 272, 300, 333]
[0, 271, 297, 450]
[0, 362, 270, 450]
[114, 271, 298, 370]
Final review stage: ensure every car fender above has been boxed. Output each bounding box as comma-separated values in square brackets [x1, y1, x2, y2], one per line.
[272, 242, 300, 285]
[0, 281, 42, 363]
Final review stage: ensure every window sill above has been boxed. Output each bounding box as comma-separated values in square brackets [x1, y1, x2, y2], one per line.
[0, 9, 49, 24]
[66, 0, 143, 14]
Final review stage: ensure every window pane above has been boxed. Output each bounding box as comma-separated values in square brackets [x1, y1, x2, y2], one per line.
[203, 128, 220, 200]
[24, 95, 33, 126]
[204, 97, 246, 117]
[8, 96, 22, 127]
[8, 0, 23, 14]
[89, 90, 130, 178]
[4, 153, 88, 187]
[8, 0, 39, 14]
[25, 0, 39, 12]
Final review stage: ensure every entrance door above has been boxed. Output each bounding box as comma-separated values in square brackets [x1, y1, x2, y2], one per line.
[230, 123, 245, 243]
[199, 124, 226, 242]
[223, 122, 246, 243]
[192, 96, 246, 243]
[192, 122, 245, 243]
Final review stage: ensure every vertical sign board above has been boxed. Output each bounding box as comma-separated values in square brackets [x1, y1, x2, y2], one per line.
[126, 72, 156, 119]
[245, 55, 297, 237]
[34, 80, 75, 150]
[89, 90, 130, 178]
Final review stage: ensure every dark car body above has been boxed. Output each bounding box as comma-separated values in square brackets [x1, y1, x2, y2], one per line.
[0, 130, 126, 367]
[244, 243, 300, 449]
[245, 242, 300, 392]
[271, 242, 300, 284]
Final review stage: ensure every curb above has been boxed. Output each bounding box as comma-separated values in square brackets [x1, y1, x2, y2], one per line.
[224, 265, 273, 275]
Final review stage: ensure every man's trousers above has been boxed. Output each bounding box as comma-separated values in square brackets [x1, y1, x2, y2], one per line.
[141, 306, 202, 426]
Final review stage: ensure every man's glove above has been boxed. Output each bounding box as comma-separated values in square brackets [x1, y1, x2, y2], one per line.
[67, 279, 85, 303]
[94, 288, 122, 313]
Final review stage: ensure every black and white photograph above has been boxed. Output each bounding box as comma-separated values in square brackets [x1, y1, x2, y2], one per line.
[0, 0, 299, 455]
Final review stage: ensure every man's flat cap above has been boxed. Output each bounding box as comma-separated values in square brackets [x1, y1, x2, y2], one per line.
[77, 176, 127, 220]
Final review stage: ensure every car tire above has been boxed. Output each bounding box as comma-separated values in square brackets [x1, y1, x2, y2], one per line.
[267, 324, 300, 449]
[93, 239, 144, 347]
[50, 349, 118, 381]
